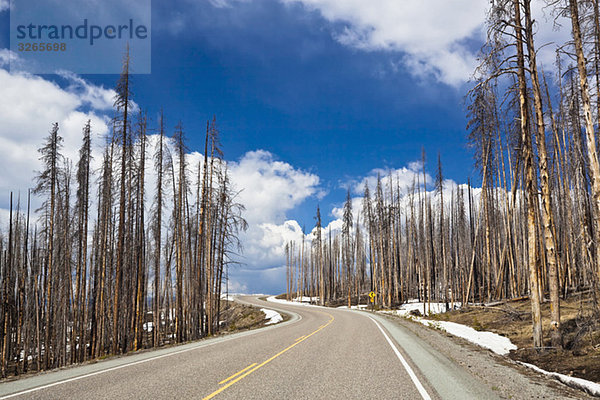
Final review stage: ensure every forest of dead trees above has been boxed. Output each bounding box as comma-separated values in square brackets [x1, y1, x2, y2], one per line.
[0, 53, 247, 377]
[5, 0, 600, 380]
[285, 0, 600, 349]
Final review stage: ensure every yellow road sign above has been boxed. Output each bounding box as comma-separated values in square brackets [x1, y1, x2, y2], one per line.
[369, 291, 375, 299]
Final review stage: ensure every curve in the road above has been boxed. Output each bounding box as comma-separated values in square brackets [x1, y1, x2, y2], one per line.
[1, 296, 580, 400]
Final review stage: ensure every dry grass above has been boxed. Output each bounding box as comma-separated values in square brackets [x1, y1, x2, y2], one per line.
[219, 300, 270, 332]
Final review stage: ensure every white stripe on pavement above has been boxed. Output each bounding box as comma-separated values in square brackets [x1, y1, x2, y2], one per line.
[368, 315, 432, 400]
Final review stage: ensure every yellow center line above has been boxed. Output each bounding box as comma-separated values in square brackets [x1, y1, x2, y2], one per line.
[202, 312, 335, 400]
[295, 335, 305, 341]
[218, 363, 257, 385]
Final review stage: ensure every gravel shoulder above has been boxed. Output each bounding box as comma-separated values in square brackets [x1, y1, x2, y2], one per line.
[376, 312, 593, 399]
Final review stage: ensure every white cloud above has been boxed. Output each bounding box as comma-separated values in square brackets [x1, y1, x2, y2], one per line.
[277, 0, 575, 85]
[229, 150, 320, 225]
[228, 151, 321, 270]
[57, 71, 117, 111]
[240, 220, 305, 268]
[0, 67, 110, 200]
[349, 163, 432, 196]
[166, 0, 569, 87]
[227, 279, 248, 294]
[206, 0, 252, 9]
[209, 0, 234, 8]
[280, 0, 487, 86]
[530, 1, 573, 73]
[229, 265, 286, 295]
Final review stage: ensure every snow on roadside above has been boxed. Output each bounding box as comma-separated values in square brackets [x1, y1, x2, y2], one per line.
[391, 301, 461, 317]
[297, 296, 319, 302]
[405, 315, 599, 397]
[267, 296, 319, 307]
[390, 302, 599, 396]
[517, 361, 600, 397]
[381, 301, 515, 355]
[416, 318, 517, 355]
[261, 308, 283, 325]
[337, 305, 369, 310]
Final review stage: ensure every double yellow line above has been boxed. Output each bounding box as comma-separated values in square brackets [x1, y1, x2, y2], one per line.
[217, 363, 257, 385]
[202, 312, 335, 400]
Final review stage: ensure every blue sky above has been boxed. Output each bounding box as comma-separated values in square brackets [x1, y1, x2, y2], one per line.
[1, 0, 517, 293]
[143, 0, 479, 221]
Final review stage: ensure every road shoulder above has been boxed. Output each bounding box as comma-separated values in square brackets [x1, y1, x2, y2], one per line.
[368, 311, 591, 400]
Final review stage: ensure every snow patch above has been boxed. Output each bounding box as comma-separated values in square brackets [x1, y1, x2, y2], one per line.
[337, 304, 368, 310]
[392, 301, 461, 317]
[220, 294, 235, 302]
[261, 308, 283, 325]
[383, 300, 515, 355]
[416, 318, 517, 355]
[294, 296, 320, 303]
[267, 296, 320, 307]
[517, 361, 600, 397]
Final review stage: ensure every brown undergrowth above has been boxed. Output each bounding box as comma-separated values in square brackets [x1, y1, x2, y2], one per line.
[219, 300, 287, 332]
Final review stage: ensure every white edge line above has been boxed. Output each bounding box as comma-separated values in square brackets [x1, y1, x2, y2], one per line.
[368, 315, 432, 400]
[1, 298, 301, 399]
[1, 344, 198, 399]
[1, 339, 231, 399]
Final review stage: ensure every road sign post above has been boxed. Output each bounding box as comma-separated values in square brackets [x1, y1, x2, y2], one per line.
[369, 291, 375, 311]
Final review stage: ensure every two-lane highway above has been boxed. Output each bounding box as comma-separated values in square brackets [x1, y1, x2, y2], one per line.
[0, 296, 588, 399]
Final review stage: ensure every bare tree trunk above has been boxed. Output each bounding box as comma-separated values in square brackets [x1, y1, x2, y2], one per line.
[113, 50, 131, 355]
[513, 0, 543, 347]
[569, 0, 600, 293]
[521, 0, 562, 347]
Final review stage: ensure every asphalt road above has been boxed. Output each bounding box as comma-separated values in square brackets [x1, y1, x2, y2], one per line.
[0, 296, 589, 399]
